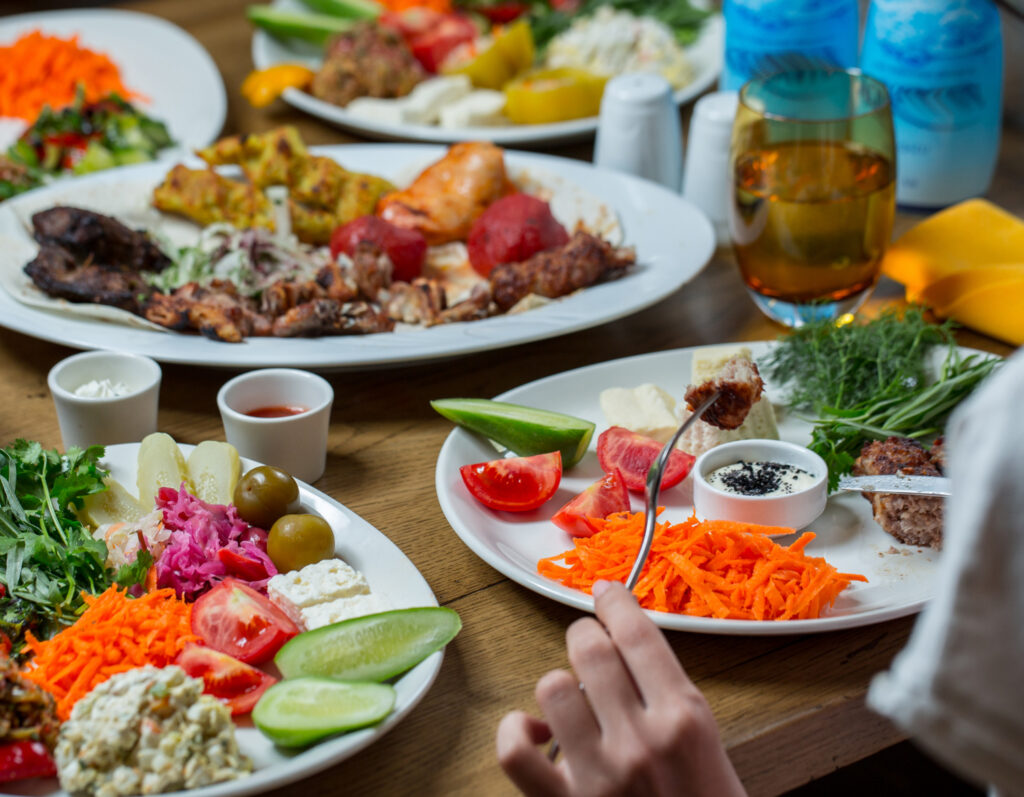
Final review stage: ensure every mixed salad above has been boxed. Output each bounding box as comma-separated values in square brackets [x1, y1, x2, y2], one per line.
[246, 0, 711, 127]
[0, 434, 459, 792]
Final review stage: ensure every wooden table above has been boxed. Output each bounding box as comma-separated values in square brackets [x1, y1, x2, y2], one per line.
[1, 2, 1019, 793]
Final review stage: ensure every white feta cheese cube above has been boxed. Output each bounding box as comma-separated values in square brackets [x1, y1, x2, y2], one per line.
[599, 383, 679, 443]
[300, 593, 393, 630]
[267, 558, 370, 620]
[439, 90, 508, 128]
[405, 76, 472, 124]
[344, 97, 413, 125]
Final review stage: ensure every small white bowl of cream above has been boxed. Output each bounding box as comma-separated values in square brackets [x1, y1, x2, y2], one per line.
[48, 351, 162, 450]
[693, 439, 827, 530]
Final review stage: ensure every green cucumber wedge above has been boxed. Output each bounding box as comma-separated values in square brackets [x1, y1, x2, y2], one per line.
[431, 398, 595, 467]
[253, 678, 395, 747]
[247, 5, 357, 44]
[298, 0, 382, 19]
[275, 607, 461, 682]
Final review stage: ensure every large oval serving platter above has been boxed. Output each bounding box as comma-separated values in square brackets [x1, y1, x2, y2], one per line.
[251, 2, 723, 146]
[435, 343, 944, 636]
[0, 145, 714, 371]
[0, 9, 226, 154]
[9, 443, 442, 797]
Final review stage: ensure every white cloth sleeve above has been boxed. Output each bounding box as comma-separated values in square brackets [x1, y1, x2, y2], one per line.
[867, 348, 1024, 796]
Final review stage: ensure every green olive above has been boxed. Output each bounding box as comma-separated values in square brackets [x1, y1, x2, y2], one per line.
[268, 514, 336, 573]
[233, 466, 300, 530]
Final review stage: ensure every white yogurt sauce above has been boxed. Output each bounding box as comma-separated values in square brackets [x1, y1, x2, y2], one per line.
[706, 460, 816, 497]
[74, 379, 131, 398]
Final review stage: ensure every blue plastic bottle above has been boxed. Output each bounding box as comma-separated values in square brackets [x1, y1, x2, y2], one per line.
[721, 0, 859, 91]
[861, 0, 1003, 208]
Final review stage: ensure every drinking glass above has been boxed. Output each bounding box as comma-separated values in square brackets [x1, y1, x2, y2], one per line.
[729, 69, 895, 327]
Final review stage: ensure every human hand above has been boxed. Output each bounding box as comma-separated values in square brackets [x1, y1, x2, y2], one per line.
[496, 581, 747, 797]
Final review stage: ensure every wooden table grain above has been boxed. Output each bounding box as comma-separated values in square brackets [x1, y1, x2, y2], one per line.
[1, 2, 1019, 794]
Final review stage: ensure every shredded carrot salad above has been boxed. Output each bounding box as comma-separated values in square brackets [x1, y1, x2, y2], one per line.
[538, 512, 867, 621]
[22, 586, 198, 719]
[0, 31, 140, 121]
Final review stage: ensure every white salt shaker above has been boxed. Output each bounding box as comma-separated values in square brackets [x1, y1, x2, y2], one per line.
[593, 74, 682, 191]
[681, 91, 739, 246]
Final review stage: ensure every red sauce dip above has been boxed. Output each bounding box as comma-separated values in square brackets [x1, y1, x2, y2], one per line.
[245, 405, 309, 418]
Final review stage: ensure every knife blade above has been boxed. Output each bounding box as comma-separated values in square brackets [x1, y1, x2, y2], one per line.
[837, 474, 952, 497]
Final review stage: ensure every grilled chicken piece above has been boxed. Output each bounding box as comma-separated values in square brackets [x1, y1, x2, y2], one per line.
[260, 279, 326, 317]
[440, 282, 494, 323]
[144, 281, 271, 342]
[31, 207, 170, 273]
[153, 165, 275, 231]
[315, 261, 360, 303]
[350, 242, 393, 301]
[385, 278, 446, 325]
[271, 299, 394, 337]
[852, 437, 945, 548]
[24, 246, 153, 311]
[684, 355, 765, 431]
[489, 231, 635, 312]
[377, 141, 514, 245]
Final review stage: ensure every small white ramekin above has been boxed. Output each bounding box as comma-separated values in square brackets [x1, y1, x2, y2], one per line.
[217, 368, 333, 484]
[692, 439, 828, 531]
[47, 351, 162, 450]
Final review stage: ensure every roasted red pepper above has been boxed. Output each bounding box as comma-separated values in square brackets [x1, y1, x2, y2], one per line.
[0, 740, 57, 783]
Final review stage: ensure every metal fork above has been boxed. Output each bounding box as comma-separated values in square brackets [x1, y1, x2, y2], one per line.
[547, 389, 722, 761]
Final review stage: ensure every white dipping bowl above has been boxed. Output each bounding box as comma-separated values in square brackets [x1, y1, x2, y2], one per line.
[218, 368, 333, 484]
[693, 439, 827, 530]
[48, 351, 162, 450]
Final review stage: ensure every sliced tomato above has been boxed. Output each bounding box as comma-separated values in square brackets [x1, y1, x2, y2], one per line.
[191, 579, 299, 665]
[596, 427, 696, 493]
[459, 452, 562, 512]
[217, 548, 271, 582]
[406, 13, 479, 73]
[551, 471, 631, 537]
[0, 741, 57, 783]
[465, 2, 530, 23]
[176, 643, 276, 716]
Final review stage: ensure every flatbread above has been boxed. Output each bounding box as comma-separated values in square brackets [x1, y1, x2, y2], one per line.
[0, 156, 625, 332]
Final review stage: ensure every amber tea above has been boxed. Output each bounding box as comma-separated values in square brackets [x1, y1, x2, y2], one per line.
[732, 140, 895, 304]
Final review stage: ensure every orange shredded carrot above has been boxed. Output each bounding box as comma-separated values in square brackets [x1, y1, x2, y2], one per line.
[377, 0, 453, 13]
[21, 586, 198, 720]
[538, 511, 867, 622]
[0, 31, 141, 121]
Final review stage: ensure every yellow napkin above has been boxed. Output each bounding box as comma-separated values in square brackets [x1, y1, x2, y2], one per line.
[882, 199, 1024, 346]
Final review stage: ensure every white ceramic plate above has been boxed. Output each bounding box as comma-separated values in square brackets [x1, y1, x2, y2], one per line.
[9, 442, 442, 797]
[251, 3, 723, 145]
[0, 9, 226, 154]
[435, 343, 942, 635]
[0, 144, 715, 370]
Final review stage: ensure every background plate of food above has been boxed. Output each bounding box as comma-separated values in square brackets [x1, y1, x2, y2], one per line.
[434, 339, 996, 635]
[4, 439, 446, 797]
[249, 0, 722, 145]
[0, 9, 226, 158]
[0, 135, 715, 370]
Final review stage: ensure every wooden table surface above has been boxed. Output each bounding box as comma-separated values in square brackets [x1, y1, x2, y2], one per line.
[1, 1, 1020, 794]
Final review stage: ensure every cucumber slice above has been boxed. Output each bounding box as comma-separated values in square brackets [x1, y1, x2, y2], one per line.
[297, 0, 381, 19]
[186, 441, 240, 506]
[253, 678, 395, 747]
[275, 607, 461, 682]
[247, 5, 357, 44]
[79, 477, 145, 528]
[431, 398, 595, 468]
[136, 433, 189, 509]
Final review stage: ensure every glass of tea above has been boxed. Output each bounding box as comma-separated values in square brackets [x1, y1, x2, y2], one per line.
[730, 69, 895, 326]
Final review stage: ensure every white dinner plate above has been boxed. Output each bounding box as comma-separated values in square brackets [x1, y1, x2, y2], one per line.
[9, 442, 442, 797]
[435, 343, 943, 635]
[0, 144, 715, 370]
[0, 9, 226, 153]
[251, 3, 723, 145]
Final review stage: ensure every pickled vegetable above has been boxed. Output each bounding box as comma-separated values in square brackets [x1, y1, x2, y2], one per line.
[267, 514, 335, 572]
[233, 466, 300, 529]
[136, 433, 189, 509]
[79, 477, 145, 527]
[442, 19, 534, 90]
[504, 67, 608, 124]
[186, 441, 241, 506]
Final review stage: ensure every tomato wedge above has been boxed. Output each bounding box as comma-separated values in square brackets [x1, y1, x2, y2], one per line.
[191, 579, 300, 665]
[176, 643, 276, 716]
[596, 427, 696, 493]
[459, 452, 562, 512]
[551, 471, 631, 537]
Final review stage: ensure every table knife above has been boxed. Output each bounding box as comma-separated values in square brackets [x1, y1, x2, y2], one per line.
[837, 474, 952, 497]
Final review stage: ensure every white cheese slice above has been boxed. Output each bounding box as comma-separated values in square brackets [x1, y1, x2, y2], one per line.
[344, 96, 413, 125]
[267, 558, 370, 619]
[439, 90, 508, 128]
[599, 383, 679, 443]
[300, 593, 393, 630]
[404, 76, 472, 124]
